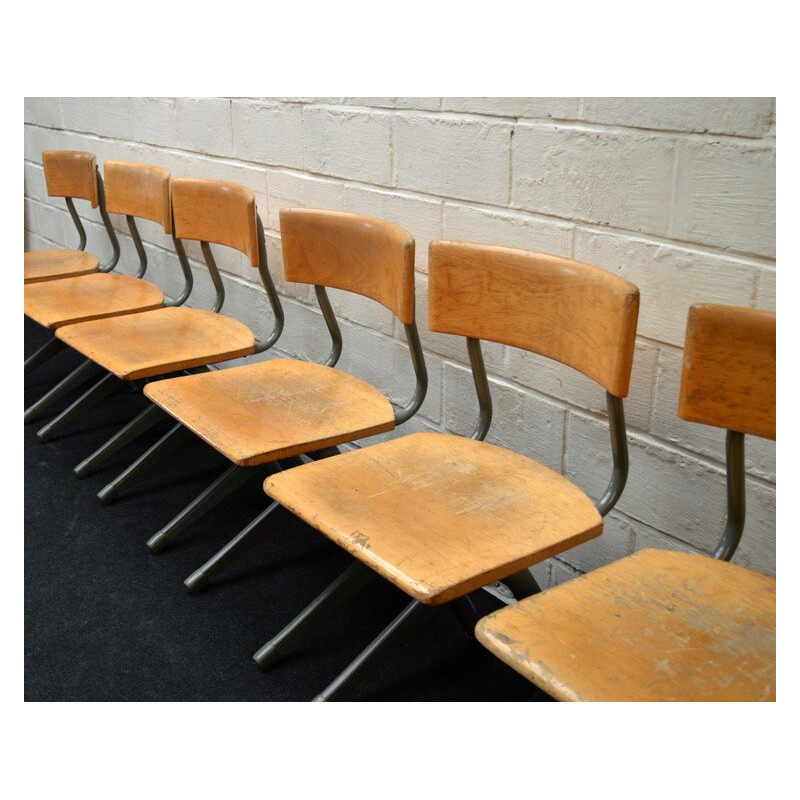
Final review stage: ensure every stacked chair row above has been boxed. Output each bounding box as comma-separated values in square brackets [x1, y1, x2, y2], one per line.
[24, 150, 776, 701]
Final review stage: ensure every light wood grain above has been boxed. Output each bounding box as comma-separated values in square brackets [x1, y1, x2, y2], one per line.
[24, 249, 99, 284]
[56, 307, 255, 380]
[104, 161, 172, 233]
[42, 151, 98, 208]
[145, 359, 396, 466]
[678, 304, 775, 439]
[428, 240, 640, 397]
[265, 432, 601, 604]
[280, 208, 416, 325]
[24, 273, 164, 329]
[172, 178, 259, 267]
[476, 548, 776, 701]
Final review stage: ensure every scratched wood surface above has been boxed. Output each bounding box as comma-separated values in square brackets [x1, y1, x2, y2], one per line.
[679, 304, 776, 440]
[42, 150, 99, 207]
[24, 273, 164, 329]
[280, 208, 416, 325]
[428, 240, 640, 397]
[172, 178, 260, 267]
[56, 307, 255, 380]
[265, 432, 602, 604]
[24, 249, 99, 284]
[145, 359, 396, 466]
[104, 161, 172, 233]
[476, 548, 776, 701]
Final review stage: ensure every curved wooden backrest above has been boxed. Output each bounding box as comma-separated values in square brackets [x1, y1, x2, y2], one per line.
[280, 208, 416, 325]
[42, 151, 99, 208]
[678, 304, 776, 439]
[429, 240, 640, 397]
[171, 178, 260, 267]
[104, 161, 172, 234]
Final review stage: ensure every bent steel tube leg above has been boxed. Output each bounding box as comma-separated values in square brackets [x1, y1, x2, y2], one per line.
[184, 500, 290, 595]
[253, 561, 376, 671]
[97, 423, 194, 505]
[37, 373, 122, 443]
[147, 464, 254, 555]
[24, 338, 67, 375]
[503, 568, 542, 601]
[314, 599, 440, 702]
[74, 404, 167, 478]
[450, 596, 480, 638]
[25, 358, 102, 423]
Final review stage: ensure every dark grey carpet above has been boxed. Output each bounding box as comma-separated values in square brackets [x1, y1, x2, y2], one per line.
[24, 316, 546, 702]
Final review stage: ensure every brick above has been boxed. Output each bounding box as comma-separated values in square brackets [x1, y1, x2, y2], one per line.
[302, 107, 391, 183]
[443, 362, 565, 472]
[442, 97, 579, 119]
[578, 97, 775, 138]
[343, 97, 441, 111]
[345, 324, 443, 424]
[566, 413, 729, 552]
[550, 559, 582, 585]
[24, 163, 47, 202]
[442, 202, 573, 257]
[556, 508, 636, 573]
[36, 202, 66, 245]
[502, 340, 658, 433]
[574, 227, 759, 346]
[324, 286, 396, 337]
[176, 98, 233, 157]
[128, 98, 178, 147]
[513, 123, 674, 235]
[232, 99, 303, 168]
[755, 267, 776, 311]
[393, 114, 511, 204]
[265, 168, 345, 231]
[672, 139, 775, 257]
[650, 346, 776, 482]
[24, 98, 62, 128]
[60, 98, 98, 134]
[730, 481, 775, 576]
[343, 184, 442, 272]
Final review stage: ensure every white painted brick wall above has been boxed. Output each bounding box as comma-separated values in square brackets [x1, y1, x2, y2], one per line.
[23, 97, 777, 590]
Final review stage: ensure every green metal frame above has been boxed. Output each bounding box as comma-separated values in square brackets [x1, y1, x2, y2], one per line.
[715, 430, 747, 561]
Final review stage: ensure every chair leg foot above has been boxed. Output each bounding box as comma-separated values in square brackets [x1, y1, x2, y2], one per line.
[25, 359, 102, 423]
[146, 463, 253, 554]
[314, 599, 439, 702]
[252, 561, 374, 671]
[97, 422, 194, 504]
[74, 404, 166, 478]
[184, 501, 289, 594]
[37, 373, 121, 442]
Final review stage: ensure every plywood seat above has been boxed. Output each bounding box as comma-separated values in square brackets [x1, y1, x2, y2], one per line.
[265, 431, 602, 605]
[56, 306, 256, 381]
[24, 248, 100, 284]
[476, 549, 776, 701]
[145, 359, 396, 466]
[24, 273, 164, 329]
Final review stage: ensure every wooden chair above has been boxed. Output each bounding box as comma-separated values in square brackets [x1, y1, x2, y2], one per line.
[99, 209, 426, 597]
[24, 161, 177, 423]
[476, 303, 776, 701]
[33, 179, 283, 486]
[24, 151, 121, 375]
[259, 240, 640, 701]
